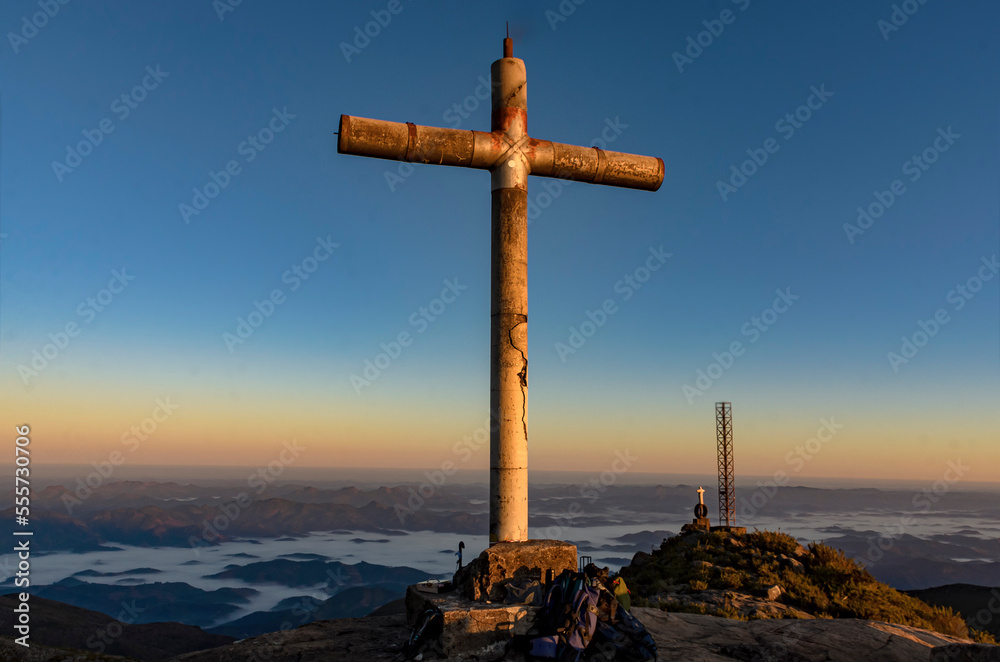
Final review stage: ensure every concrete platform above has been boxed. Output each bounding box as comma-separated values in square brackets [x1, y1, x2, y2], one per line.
[404, 539, 578, 657]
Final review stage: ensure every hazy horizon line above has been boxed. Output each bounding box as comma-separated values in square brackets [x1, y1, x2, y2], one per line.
[4, 463, 999, 492]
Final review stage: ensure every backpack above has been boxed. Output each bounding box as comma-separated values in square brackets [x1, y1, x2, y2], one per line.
[528, 570, 600, 661]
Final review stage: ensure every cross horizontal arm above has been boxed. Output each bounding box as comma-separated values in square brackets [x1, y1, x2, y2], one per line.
[529, 139, 664, 192]
[338, 114, 495, 169]
[338, 115, 664, 192]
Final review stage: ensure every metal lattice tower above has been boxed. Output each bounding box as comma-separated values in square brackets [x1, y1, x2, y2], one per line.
[716, 402, 734, 527]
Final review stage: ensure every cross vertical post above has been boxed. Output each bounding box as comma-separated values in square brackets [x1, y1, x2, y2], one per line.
[490, 35, 529, 543]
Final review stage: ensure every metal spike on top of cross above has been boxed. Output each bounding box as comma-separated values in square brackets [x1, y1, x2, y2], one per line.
[338, 34, 664, 545]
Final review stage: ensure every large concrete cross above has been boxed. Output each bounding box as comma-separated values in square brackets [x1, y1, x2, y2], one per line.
[339, 37, 663, 544]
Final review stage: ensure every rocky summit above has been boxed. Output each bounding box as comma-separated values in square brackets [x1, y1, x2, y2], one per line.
[618, 528, 997, 642]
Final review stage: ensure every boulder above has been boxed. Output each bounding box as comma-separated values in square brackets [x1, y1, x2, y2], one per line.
[630, 550, 653, 568]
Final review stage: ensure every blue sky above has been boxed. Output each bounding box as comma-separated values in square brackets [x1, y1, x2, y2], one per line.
[0, 1, 997, 480]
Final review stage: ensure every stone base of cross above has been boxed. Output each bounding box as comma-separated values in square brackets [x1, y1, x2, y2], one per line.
[405, 539, 579, 654]
[339, 36, 663, 544]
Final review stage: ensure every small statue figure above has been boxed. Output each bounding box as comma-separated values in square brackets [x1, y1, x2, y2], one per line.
[682, 486, 712, 533]
[695, 486, 709, 520]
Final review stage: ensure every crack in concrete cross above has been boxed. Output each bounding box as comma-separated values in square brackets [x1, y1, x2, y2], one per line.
[508, 317, 528, 442]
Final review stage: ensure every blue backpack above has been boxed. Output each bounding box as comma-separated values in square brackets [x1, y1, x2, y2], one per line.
[529, 570, 600, 661]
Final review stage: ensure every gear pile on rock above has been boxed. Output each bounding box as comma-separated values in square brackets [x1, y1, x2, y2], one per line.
[511, 564, 657, 661]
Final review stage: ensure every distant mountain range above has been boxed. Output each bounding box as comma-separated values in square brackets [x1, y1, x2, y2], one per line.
[33, 578, 258, 626]
[4, 479, 999, 602]
[2, 489, 486, 551]
[822, 532, 1000, 590]
[0, 593, 232, 660]
[205, 558, 433, 589]
[207, 586, 404, 639]
[3, 481, 713, 552]
[0, 566, 418, 657]
[22, 557, 435, 639]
